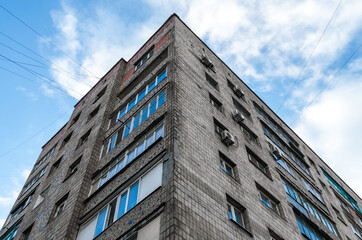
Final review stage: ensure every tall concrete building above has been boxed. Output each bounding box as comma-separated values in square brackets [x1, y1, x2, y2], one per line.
[1, 14, 361, 240]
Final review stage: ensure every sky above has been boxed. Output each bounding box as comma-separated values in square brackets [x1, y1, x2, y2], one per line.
[0, 0, 361, 228]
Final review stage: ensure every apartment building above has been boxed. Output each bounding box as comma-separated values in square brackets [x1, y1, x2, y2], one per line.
[1, 14, 361, 240]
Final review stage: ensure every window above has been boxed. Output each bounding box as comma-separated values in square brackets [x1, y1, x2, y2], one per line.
[54, 196, 67, 218]
[105, 91, 166, 155]
[23, 165, 48, 193]
[308, 158, 320, 175]
[295, 213, 328, 240]
[227, 79, 246, 99]
[214, 118, 227, 136]
[88, 105, 100, 122]
[319, 180, 330, 195]
[135, 47, 154, 70]
[21, 224, 33, 240]
[303, 179, 323, 203]
[257, 185, 281, 216]
[206, 73, 218, 90]
[268, 229, 284, 240]
[64, 156, 81, 180]
[219, 152, 236, 178]
[338, 197, 351, 214]
[226, 196, 249, 233]
[48, 157, 62, 177]
[282, 179, 339, 236]
[241, 125, 259, 146]
[78, 162, 163, 239]
[209, 93, 222, 112]
[90, 124, 164, 194]
[2, 222, 20, 240]
[33, 187, 49, 209]
[233, 99, 250, 120]
[70, 112, 81, 126]
[60, 131, 73, 149]
[263, 124, 310, 175]
[247, 149, 271, 178]
[78, 129, 92, 148]
[255, 103, 295, 144]
[93, 86, 107, 104]
[352, 225, 362, 239]
[34, 145, 56, 171]
[228, 203, 245, 227]
[333, 206, 343, 221]
[8, 192, 33, 223]
[322, 168, 362, 214]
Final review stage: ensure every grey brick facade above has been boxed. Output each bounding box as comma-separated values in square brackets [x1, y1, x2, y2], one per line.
[1, 14, 361, 240]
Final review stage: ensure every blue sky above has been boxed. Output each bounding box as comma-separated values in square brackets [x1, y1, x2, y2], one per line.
[0, 0, 361, 227]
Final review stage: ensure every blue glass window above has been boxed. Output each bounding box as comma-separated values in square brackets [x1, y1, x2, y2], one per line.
[228, 205, 233, 219]
[138, 88, 146, 102]
[157, 69, 167, 83]
[94, 208, 107, 237]
[127, 97, 136, 112]
[107, 166, 116, 180]
[136, 142, 145, 156]
[149, 99, 157, 116]
[127, 182, 139, 211]
[116, 157, 124, 173]
[158, 91, 165, 107]
[118, 107, 126, 120]
[133, 112, 140, 131]
[145, 134, 154, 149]
[123, 121, 132, 139]
[127, 149, 135, 164]
[148, 80, 156, 93]
[141, 105, 148, 123]
[109, 134, 117, 152]
[117, 193, 127, 218]
[155, 125, 164, 140]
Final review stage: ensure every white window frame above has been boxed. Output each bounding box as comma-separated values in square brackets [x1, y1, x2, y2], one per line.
[116, 68, 167, 124]
[92, 124, 164, 193]
[220, 159, 234, 178]
[83, 162, 163, 239]
[228, 203, 245, 227]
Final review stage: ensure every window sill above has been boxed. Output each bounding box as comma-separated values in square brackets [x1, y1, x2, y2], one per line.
[229, 219, 253, 237]
[259, 201, 287, 222]
[249, 160, 273, 181]
[62, 169, 77, 183]
[220, 169, 239, 184]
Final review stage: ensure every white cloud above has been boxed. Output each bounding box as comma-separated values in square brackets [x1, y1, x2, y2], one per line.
[0, 196, 12, 206]
[294, 75, 362, 196]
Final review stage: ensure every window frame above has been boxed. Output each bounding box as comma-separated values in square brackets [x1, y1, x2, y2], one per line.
[105, 90, 166, 155]
[91, 124, 164, 194]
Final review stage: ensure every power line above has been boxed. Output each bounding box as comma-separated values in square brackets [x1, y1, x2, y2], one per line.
[0, 112, 68, 159]
[0, 43, 93, 88]
[0, 4, 100, 79]
[0, 31, 98, 81]
[0, 54, 81, 97]
[277, 0, 343, 113]
[291, 44, 361, 125]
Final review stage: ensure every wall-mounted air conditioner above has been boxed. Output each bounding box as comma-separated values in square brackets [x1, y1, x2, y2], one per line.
[233, 85, 244, 98]
[221, 130, 235, 146]
[232, 109, 245, 123]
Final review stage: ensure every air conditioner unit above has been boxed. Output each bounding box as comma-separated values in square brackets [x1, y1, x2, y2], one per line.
[202, 55, 214, 68]
[233, 85, 244, 98]
[232, 109, 245, 123]
[272, 146, 283, 159]
[221, 130, 235, 146]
